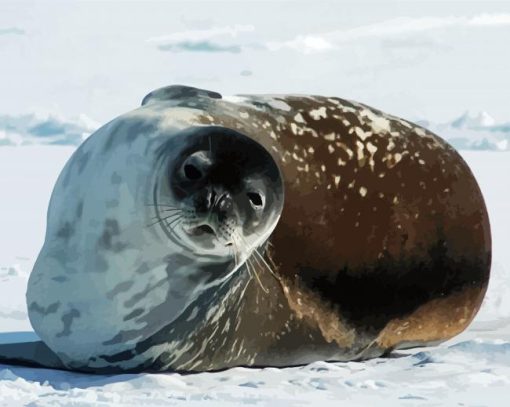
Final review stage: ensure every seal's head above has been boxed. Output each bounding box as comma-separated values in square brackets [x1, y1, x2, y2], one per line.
[154, 126, 284, 266]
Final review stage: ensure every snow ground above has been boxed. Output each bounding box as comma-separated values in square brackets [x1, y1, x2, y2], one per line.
[0, 147, 509, 406]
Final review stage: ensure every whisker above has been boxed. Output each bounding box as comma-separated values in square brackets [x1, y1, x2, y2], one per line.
[145, 204, 180, 209]
[251, 247, 281, 281]
[166, 215, 182, 229]
[146, 212, 182, 228]
[159, 208, 183, 213]
[169, 218, 183, 235]
[170, 183, 188, 194]
[149, 211, 181, 223]
[252, 230, 275, 248]
[247, 257, 269, 294]
[236, 231, 280, 282]
[231, 237, 239, 270]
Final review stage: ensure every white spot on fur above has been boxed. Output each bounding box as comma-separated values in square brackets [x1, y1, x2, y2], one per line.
[356, 140, 365, 166]
[366, 142, 378, 171]
[415, 127, 427, 137]
[222, 95, 250, 104]
[359, 186, 367, 197]
[294, 112, 306, 123]
[336, 142, 354, 159]
[309, 106, 327, 120]
[355, 127, 372, 141]
[267, 99, 292, 112]
[334, 175, 341, 187]
[360, 109, 392, 133]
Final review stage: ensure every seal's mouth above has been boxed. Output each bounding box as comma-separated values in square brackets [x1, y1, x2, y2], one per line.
[183, 222, 220, 249]
[183, 222, 235, 250]
[188, 224, 216, 238]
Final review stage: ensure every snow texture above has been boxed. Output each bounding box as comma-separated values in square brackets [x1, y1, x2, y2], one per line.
[3, 109, 510, 152]
[0, 147, 509, 406]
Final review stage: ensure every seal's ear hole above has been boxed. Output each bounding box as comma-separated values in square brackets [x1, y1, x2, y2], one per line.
[184, 164, 202, 180]
[247, 192, 264, 208]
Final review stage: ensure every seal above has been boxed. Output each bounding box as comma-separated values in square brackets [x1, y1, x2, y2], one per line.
[0, 85, 490, 373]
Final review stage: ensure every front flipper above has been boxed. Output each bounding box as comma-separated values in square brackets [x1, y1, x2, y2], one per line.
[0, 340, 68, 371]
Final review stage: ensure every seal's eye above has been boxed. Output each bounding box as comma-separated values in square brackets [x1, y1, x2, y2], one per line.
[184, 164, 202, 180]
[247, 192, 264, 209]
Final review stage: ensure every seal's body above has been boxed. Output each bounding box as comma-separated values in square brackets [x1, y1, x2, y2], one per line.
[15, 85, 490, 373]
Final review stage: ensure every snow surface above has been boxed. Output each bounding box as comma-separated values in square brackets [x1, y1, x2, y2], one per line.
[3, 108, 510, 152]
[0, 147, 509, 406]
[418, 111, 510, 152]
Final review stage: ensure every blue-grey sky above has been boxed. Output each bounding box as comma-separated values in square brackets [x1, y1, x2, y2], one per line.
[1, 1, 510, 124]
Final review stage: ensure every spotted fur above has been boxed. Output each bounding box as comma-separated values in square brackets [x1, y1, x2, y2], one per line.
[18, 85, 491, 373]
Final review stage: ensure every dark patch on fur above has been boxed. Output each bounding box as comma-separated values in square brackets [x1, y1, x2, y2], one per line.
[123, 308, 145, 321]
[106, 280, 134, 299]
[135, 262, 150, 274]
[296, 238, 489, 333]
[111, 172, 122, 185]
[76, 150, 91, 174]
[98, 219, 128, 252]
[102, 332, 124, 346]
[76, 201, 84, 219]
[122, 276, 167, 308]
[98, 349, 136, 363]
[29, 301, 61, 315]
[56, 222, 74, 241]
[56, 309, 81, 337]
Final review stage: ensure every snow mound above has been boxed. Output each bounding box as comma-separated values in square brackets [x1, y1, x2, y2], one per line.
[420, 111, 510, 151]
[0, 113, 99, 146]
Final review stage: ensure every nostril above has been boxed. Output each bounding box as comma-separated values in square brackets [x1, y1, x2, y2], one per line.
[184, 164, 202, 180]
[209, 190, 217, 208]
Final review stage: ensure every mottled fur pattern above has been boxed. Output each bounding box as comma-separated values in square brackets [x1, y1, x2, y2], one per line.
[18, 85, 490, 373]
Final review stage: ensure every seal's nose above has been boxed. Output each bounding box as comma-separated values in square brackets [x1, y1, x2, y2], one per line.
[213, 192, 233, 223]
[206, 189, 217, 210]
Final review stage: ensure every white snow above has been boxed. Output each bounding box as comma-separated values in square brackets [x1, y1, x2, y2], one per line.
[0, 113, 98, 146]
[418, 111, 510, 151]
[1, 147, 509, 406]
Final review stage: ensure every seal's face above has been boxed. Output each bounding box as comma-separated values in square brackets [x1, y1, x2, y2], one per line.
[157, 127, 284, 265]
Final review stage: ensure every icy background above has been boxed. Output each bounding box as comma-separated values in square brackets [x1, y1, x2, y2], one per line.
[1, 1, 510, 405]
[1, 147, 509, 406]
